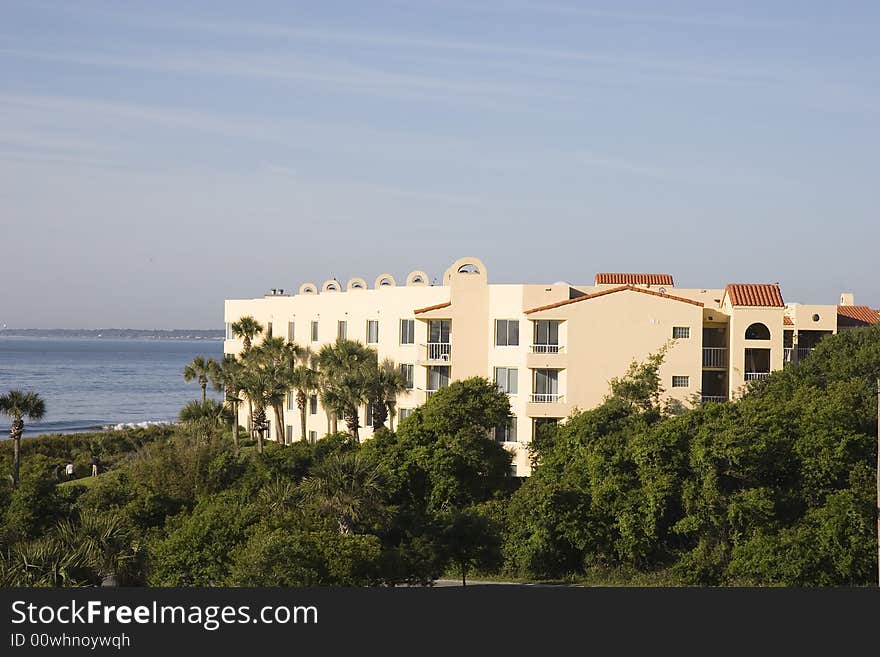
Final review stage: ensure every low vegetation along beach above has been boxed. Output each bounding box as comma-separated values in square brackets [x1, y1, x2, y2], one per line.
[0, 324, 878, 587]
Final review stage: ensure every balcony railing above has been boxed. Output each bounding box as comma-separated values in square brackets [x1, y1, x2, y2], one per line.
[530, 344, 564, 354]
[424, 342, 451, 362]
[530, 393, 564, 403]
[702, 347, 727, 368]
[784, 347, 814, 363]
[425, 390, 439, 400]
[745, 372, 771, 381]
[701, 395, 728, 403]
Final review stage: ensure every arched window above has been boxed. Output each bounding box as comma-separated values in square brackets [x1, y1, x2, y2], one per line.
[458, 263, 480, 274]
[379, 278, 392, 286]
[412, 276, 423, 283]
[352, 282, 363, 289]
[745, 322, 771, 340]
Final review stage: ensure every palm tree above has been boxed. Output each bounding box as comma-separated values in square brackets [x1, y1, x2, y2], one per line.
[316, 340, 378, 441]
[245, 337, 299, 444]
[231, 316, 264, 434]
[54, 509, 143, 587]
[239, 359, 276, 454]
[179, 399, 226, 423]
[231, 315, 264, 352]
[371, 358, 408, 431]
[0, 390, 46, 489]
[182, 356, 219, 403]
[299, 451, 385, 534]
[211, 354, 245, 452]
[290, 349, 319, 442]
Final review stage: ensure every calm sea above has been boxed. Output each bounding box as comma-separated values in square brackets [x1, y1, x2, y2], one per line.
[0, 337, 223, 437]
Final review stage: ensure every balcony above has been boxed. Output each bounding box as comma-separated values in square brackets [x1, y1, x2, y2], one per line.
[530, 344, 564, 354]
[783, 347, 814, 364]
[422, 342, 451, 362]
[745, 372, 771, 381]
[530, 393, 564, 403]
[526, 345, 567, 369]
[701, 395, 728, 404]
[424, 390, 439, 401]
[526, 393, 568, 418]
[702, 347, 727, 369]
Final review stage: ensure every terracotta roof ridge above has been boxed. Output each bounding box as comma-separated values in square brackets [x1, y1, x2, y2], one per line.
[524, 284, 703, 314]
[413, 301, 451, 314]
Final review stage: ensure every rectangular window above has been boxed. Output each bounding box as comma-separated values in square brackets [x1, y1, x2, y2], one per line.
[338, 320, 347, 340]
[309, 394, 318, 415]
[399, 408, 413, 421]
[287, 393, 295, 411]
[400, 364, 414, 390]
[494, 367, 518, 395]
[285, 425, 293, 443]
[365, 403, 373, 428]
[533, 320, 560, 353]
[427, 365, 450, 390]
[311, 321, 319, 342]
[399, 319, 415, 344]
[533, 369, 559, 400]
[672, 376, 690, 388]
[495, 319, 520, 347]
[493, 416, 517, 443]
[287, 321, 295, 341]
[428, 319, 450, 343]
[267, 322, 273, 338]
[225, 323, 232, 340]
[366, 320, 379, 344]
[673, 326, 690, 339]
[308, 430, 318, 444]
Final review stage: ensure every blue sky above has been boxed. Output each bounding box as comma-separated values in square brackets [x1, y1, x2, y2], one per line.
[1, 1, 878, 328]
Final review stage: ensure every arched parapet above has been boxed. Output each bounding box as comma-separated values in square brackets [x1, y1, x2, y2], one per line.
[374, 273, 397, 289]
[299, 283, 318, 295]
[322, 280, 342, 293]
[347, 277, 368, 291]
[406, 270, 429, 286]
[443, 257, 488, 285]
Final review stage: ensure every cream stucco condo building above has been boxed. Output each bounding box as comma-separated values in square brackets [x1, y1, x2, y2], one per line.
[224, 257, 879, 476]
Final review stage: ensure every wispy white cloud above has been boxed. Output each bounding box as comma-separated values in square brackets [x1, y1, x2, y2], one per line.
[264, 164, 488, 207]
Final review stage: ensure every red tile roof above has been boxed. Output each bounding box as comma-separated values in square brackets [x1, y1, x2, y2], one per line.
[723, 284, 784, 307]
[524, 284, 703, 314]
[595, 273, 674, 286]
[783, 316, 794, 326]
[413, 301, 451, 314]
[837, 305, 879, 325]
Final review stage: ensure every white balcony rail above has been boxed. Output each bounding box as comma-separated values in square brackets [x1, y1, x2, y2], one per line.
[784, 347, 815, 363]
[424, 342, 451, 361]
[530, 344, 564, 354]
[701, 395, 728, 403]
[702, 347, 727, 368]
[745, 372, 771, 381]
[425, 390, 438, 400]
[530, 393, 564, 403]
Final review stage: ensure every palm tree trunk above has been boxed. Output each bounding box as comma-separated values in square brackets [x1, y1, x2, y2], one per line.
[331, 414, 338, 433]
[274, 404, 284, 444]
[298, 401, 307, 442]
[247, 398, 254, 437]
[11, 422, 22, 489]
[232, 400, 240, 453]
[201, 382, 207, 403]
[345, 408, 359, 442]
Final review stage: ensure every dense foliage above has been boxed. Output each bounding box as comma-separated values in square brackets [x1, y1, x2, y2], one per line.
[1, 325, 877, 586]
[505, 325, 879, 585]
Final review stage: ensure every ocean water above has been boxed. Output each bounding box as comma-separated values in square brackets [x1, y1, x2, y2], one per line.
[0, 337, 223, 437]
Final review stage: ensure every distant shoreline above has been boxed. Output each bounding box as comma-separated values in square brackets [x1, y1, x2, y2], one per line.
[0, 329, 223, 340]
